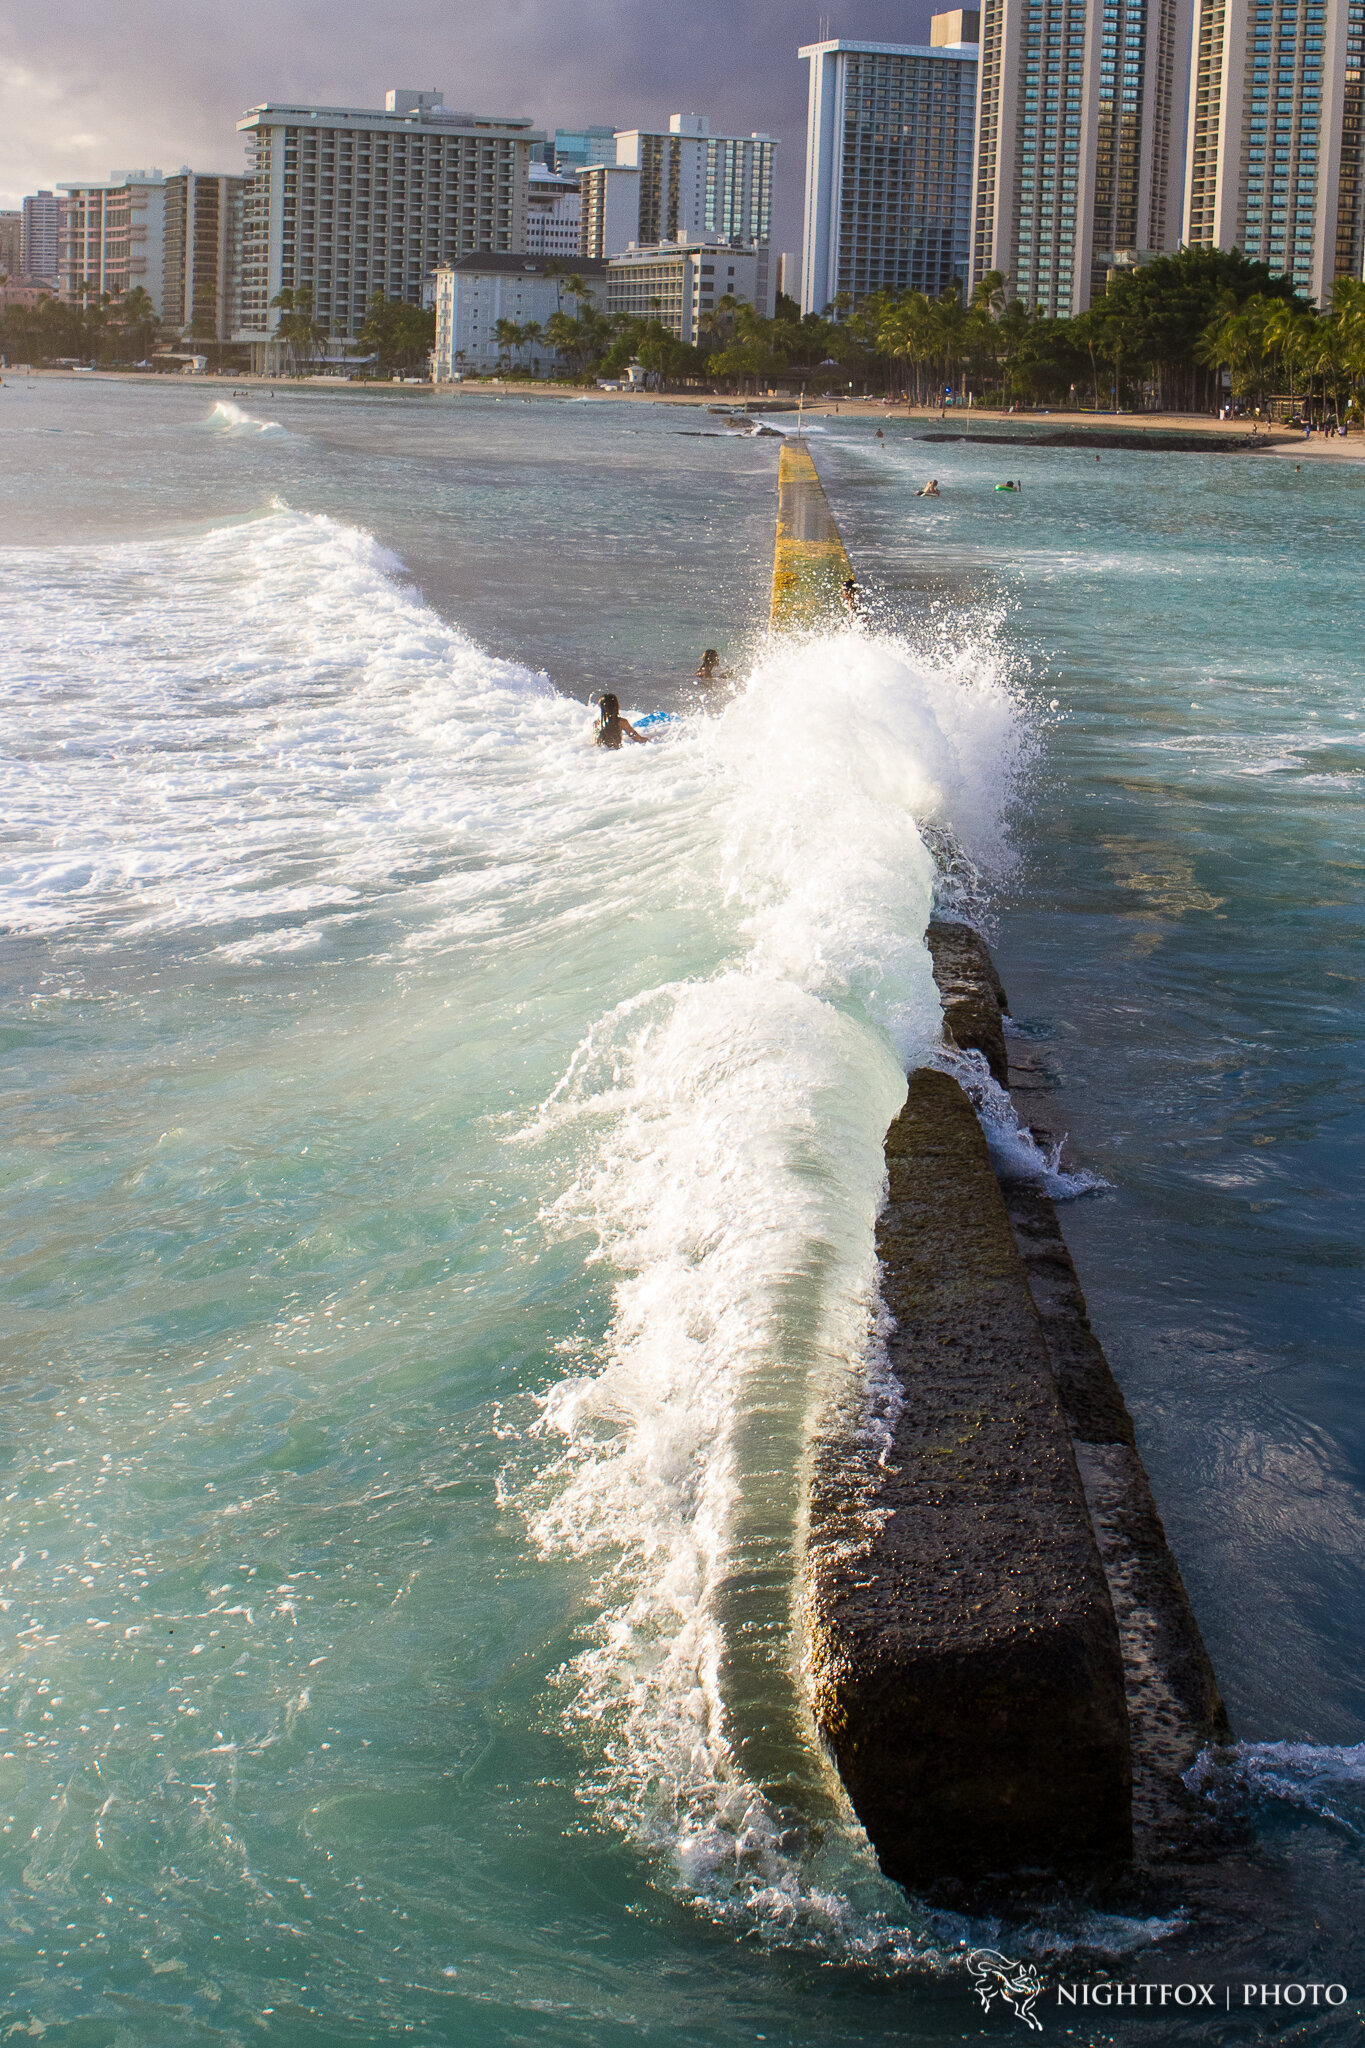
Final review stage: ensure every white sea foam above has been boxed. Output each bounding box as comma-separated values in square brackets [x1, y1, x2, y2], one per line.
[2, 504, 1134, 1962]
[0, 509, 584, 941]
[1187, 1741, 1365, 1836]
[512, 615, 1151, 1958]
[207, 399, 285, 434]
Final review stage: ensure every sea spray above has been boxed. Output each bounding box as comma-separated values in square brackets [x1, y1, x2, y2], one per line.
[206, 398, 286, 435]
[1187, 1741, 1365, 1838]
[519, 619, 1052, 1938]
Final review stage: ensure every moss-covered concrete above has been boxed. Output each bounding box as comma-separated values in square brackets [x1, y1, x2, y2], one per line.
[807, 1070, 1132, 1889]
[769, 443, 854, 630]
[925, 919, 1011, 1084]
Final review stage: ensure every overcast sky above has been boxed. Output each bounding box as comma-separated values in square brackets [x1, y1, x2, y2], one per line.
[1, 0, 941, 254]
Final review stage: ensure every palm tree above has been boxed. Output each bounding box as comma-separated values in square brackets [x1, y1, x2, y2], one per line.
[494, 317, 521, 372]
[878, 292, 934, 404]
[270, 285, 325, 373]
[109, 286, 159, 362]
[1331, 277, 1365, 425]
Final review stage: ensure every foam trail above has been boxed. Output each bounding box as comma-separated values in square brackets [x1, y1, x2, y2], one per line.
[935, 1044, 1110, 1199]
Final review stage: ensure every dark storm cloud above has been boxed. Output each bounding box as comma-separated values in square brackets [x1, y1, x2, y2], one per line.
[1, 0, 937, 248]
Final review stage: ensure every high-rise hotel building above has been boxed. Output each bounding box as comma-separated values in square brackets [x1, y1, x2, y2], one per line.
[970, 0, 1193, 313]
[59, 172, 167, 312]
[235, 88, 541, 353]
[1184, 0, 1364, 301]
[163, 172, 244, 339]
[22, 191, 62, 283]
[799, 18, 980, 313]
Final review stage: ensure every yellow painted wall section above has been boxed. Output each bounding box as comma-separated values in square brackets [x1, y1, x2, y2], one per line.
[769, 442, 854, 631]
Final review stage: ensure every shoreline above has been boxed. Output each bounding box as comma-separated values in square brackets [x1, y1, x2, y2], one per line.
[11, 364, 1365, 456]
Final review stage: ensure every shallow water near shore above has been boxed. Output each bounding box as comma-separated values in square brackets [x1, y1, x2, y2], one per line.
[1, 378, 1364, 2043]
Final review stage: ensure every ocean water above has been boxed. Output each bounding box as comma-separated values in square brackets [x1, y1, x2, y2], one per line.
[1, 377, 1363, 2044]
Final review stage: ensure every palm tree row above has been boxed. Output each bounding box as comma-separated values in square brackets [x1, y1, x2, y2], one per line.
[0, 283, 161, 366]
[1199, 277, 1365, 420]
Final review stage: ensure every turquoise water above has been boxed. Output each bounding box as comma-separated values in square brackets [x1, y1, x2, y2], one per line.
[2, 379, 1363, 2042]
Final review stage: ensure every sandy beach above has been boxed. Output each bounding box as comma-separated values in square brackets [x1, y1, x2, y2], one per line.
[13, 364, 1365, 454]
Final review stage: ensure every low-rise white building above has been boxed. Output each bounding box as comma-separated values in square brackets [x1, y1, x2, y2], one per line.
[432, 253, 607, 376]
[604, 235, 770, 343]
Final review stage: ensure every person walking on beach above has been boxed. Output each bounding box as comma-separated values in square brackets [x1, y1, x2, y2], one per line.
[594, 693, 650, 748]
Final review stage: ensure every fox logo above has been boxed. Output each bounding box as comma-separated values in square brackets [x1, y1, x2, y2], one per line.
[968, 1949, 1046, 2031]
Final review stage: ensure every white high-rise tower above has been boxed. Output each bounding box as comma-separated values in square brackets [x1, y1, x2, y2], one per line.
[799, 17, 980, 314]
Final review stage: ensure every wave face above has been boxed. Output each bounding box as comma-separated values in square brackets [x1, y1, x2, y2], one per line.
[0, 508, 582, 945]
[4, 502, 1174, 2032]
[206, 398, 285, 434]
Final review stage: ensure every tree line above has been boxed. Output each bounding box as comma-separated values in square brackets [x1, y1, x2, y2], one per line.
[7, 250, 1365, 415]
[475, 248, 1365, 419]
[0, 285, 160, 367]
[0, 285, 435, 376]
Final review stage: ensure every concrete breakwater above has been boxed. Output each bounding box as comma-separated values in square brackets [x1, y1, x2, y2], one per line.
[770, 441, 854, 630]
[917, 426, 1263, 454]
[775, 446, 1229, 1893]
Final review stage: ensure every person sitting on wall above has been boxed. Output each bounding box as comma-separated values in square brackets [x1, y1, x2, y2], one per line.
[841, 576, 859, 616]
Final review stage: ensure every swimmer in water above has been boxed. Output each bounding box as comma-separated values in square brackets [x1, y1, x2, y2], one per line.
[875, 427, 884, 440]
[594, 692, 649, 748]
[695, 648, 732, 682]
[917, 478, 940, 497]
